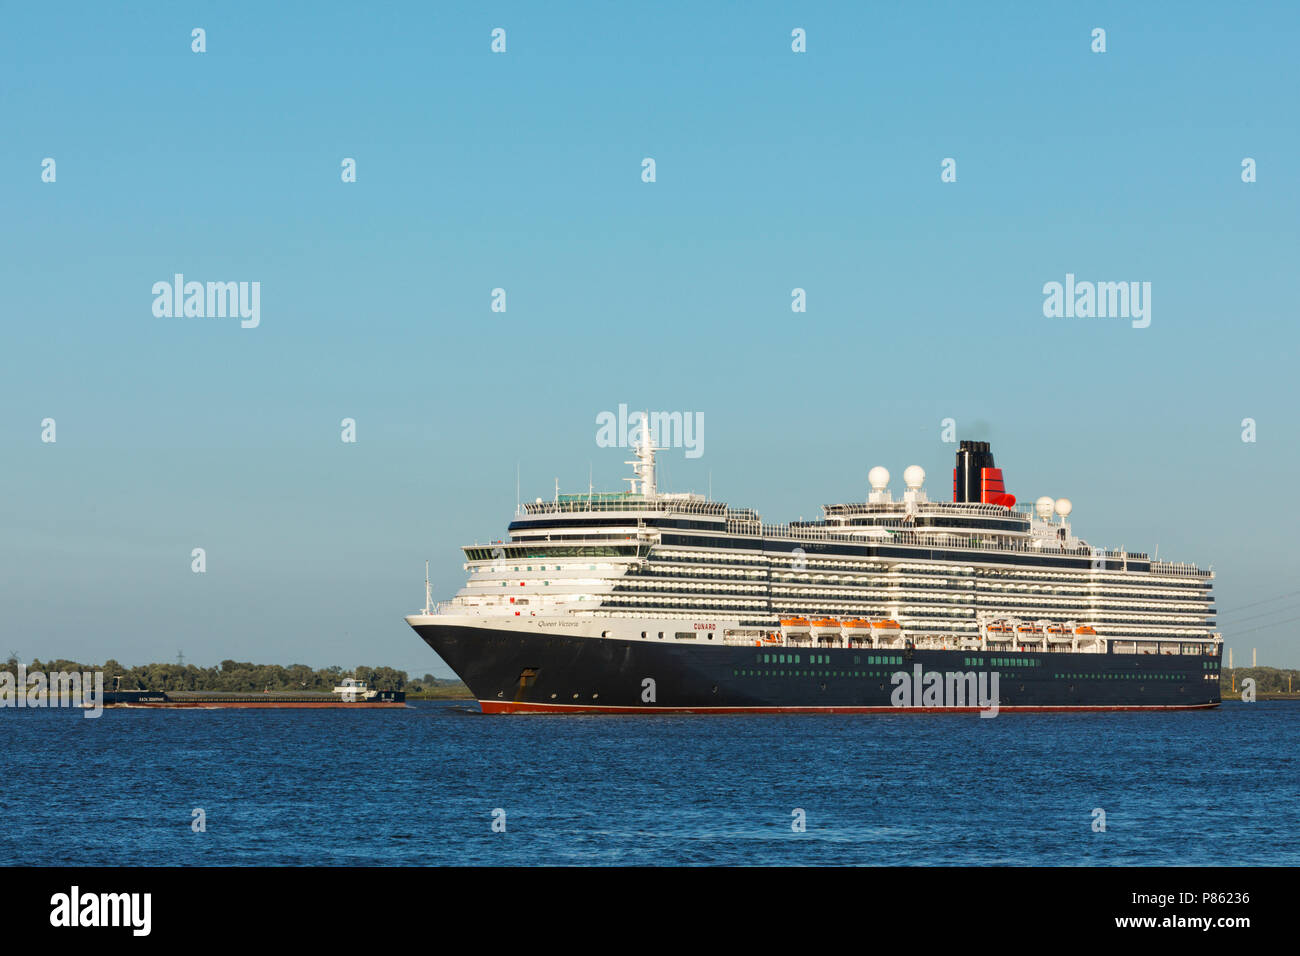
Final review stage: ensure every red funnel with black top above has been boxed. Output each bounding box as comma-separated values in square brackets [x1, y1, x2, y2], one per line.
[953, 441, 1016, 508]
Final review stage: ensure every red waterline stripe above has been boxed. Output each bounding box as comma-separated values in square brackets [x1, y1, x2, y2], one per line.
[479, 701, 1220, 715]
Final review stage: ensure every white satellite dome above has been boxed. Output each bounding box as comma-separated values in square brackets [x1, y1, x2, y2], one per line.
[868, 466, 890, 490]
[903, 465, 926, 489]
[1054, 497, 1073, 517]
[1035, 496, 1055, 520]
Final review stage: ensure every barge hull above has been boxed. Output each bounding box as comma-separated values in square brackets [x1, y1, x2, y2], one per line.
[102, 701, 408, 709]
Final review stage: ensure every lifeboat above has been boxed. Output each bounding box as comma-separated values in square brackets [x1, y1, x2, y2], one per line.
[809, 618, 841, 644]
[869, 619, 903, 646]
[1074, 625, 1097, 636]
[984, 622, 1014, 642]
[841, 618, 873, 644]
[1046, 624, 1072, 643]
[776, 617, 808, 643]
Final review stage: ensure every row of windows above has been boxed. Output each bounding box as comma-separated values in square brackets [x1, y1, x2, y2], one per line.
[650, 567, 1208, 604]
[965, 657, 1042, 668]
[509, 533, 638, 543]
[660, 534, 1141, 572]
[737, 667, 1034, 680]
[737, 669, 899, 680]
[473, 563, 596, 575]
[650, 553, 769, 568]
[845, 516, 1030, 532]
[651, 544, 1205, 582]
[608, 599, 766, 610]
[618, 582, 766, 594]
[732, 669, 1191, 683]
[759, 653, 904, 666]
[464, 545, 639, 560]
[1053, 672, 1189, 681]
[508, 516, 727, 533]
[634, 630, 722, 640]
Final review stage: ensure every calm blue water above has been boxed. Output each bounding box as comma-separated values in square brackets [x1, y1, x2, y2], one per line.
[3, 701, 1296, 865]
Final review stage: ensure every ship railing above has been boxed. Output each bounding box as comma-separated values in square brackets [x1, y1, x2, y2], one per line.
[720, 630, 1120, 654]
[824, 501, 1023, 519]
[1149, 561, 1213, 578]
[523, 497, 736, 517]
[748, 522, 1152, 562]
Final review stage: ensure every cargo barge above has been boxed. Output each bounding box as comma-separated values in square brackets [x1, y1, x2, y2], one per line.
[98, 678, 406, 709]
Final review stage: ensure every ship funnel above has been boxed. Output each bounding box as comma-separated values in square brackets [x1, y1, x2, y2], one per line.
[953, 440, 1016, 508]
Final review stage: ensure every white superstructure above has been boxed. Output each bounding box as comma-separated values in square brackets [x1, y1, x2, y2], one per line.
[407, 434, 1219, 660]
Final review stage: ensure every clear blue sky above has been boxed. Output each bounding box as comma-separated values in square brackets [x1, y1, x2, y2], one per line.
[3, 2, 1298, 675]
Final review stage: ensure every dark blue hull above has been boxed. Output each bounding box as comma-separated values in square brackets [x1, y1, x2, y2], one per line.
[411, 623, 1222, 713]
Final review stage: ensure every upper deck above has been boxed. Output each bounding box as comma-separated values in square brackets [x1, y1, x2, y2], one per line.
[480, 436, 1211, 579]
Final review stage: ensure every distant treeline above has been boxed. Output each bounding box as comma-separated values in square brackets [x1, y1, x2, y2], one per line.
[5, 657, 1293, 700]
[1219, 666, 1300, 696]
[2, 656, 468, 697]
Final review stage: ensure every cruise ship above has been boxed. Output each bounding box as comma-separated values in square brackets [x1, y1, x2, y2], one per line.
[405, 436, 1222, 713]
